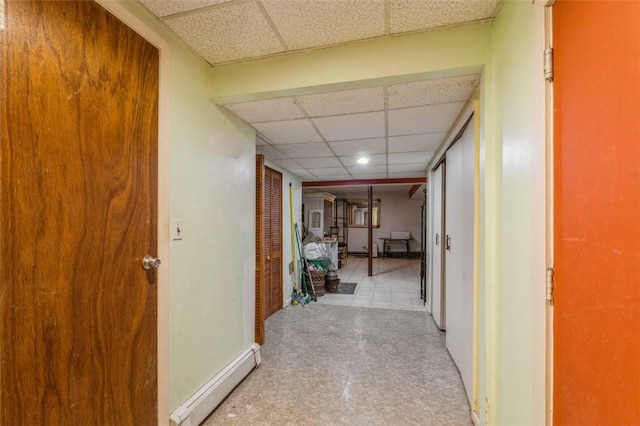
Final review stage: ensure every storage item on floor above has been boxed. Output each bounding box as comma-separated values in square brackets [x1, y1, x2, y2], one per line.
[325, 269, 340, 293]
[309, 270, 325, 297]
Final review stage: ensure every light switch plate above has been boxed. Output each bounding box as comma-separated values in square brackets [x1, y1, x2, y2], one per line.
[171, 219, 183, 240]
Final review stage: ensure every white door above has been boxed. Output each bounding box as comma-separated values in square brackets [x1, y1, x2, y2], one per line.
[444, 116, 475, 404]
[431, 163, 445, 330]
[308, 209, 323, 238]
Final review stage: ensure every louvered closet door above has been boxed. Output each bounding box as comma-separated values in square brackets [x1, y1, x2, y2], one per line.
[264, 167, 283, 319]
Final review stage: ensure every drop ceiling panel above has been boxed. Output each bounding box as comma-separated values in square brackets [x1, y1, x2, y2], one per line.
[262, 0, 385, 51]
[388, 102, 466, 136]
[389, 0, 500, 34]
[295, 156, 342, 168]
[139, 0, 231, 17]
[224, 97, 304, 123]
[388, 172, 427, 179]
[388, 163, 428, 173]
[277, 143, 333, 158]
[289, 168, 315, 178]
[340, 154, 387, 167]
[256, 145, 287, 160]
[296, 87, 384, 117]
[349, 173, 389, 179]
[388, 133, 446, 153]
[307, 167, 349, 176]
[328, 138, 386, 156]
[271, 159, 302, 170]
[164, 2, 285, 64]
[313, 111, 386, 141]
[346, 165, 387, 174]
[254, 119, 322, 144]
[388, 151, 435, 164]
[388, 75, 480, 109]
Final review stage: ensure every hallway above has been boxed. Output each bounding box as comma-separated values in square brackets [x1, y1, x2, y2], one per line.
[318, 258, 427, 312]
[203, 259, 470, 425]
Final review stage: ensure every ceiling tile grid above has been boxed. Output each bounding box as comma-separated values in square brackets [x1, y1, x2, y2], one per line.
[328, 138, 387, 156]
[138, 1, 492, 182]
[163, 2, 285, 64]
[253, 119, 323, 145]
[312, 111, 386, 141]
[389, 0, 500, 34]
[296, 87, 384, 117]
[261, 0, 386, 50]
[224, 98, 305, 123]
[139, 0, 232, 18]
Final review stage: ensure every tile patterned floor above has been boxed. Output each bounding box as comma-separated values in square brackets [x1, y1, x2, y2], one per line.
[317, 257, 426, 311]
[203, 259, 471, 425]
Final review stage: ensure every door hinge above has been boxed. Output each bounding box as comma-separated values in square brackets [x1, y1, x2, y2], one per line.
[546, 267, 554, 304]
[544, 47, 554, 82]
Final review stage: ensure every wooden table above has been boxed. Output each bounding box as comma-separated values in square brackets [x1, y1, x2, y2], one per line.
[379, 238, 410, 259]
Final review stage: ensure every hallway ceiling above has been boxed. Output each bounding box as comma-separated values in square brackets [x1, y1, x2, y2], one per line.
[138, 0, 495, 182]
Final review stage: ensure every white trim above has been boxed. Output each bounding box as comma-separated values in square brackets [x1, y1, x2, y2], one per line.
[94, 2, 171, 423]
[428, 99, 477, 172]
[543, 5, 555, 426]
[169, 344, 262, 426]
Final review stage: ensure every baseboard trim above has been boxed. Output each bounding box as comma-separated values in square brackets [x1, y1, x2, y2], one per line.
[169, 343, 261, 426]
[471, 410, 481, 425]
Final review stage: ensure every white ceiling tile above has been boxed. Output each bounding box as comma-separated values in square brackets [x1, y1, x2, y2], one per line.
[388, 172, 427, 179]
[328, 138, 386, 156]
[295, 157, 342, 168]
[164, 2, 284, 64]
[277, 143, 333, 158]
[389, 0, 500, 34]
[307, 167, 349, 176]
[289, 169, 315, 178]
[349, 173, 389, 179]
[388, 102, 466, 136]
[139, 0, 231, 17]
[388, 164, 428, 173]
[262, 0, 385, 51]
[388, 151, 435, 164]
[224, 98, 305, 123]
[388, 75, 481, 109]
[347, 165, 387, 174]
[388, 133, 445, 153]
[271, 159, 302, 169]
[296, 87, 384, 117]
[256, 145, 287, 160]
[255, 136, 268, 146]
[340, 154, 387, 167]
[254, 119, 322, 144]
[313, 111, 385, 141]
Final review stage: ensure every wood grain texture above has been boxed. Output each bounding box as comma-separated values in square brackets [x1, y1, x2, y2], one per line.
[264, 167, 283, 319]
[254, 155, 265, 344]
[0, 1, 159, 424]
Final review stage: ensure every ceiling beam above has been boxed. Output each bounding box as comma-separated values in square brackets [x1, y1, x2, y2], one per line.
[302, 177, 426, 188]
[408, 184, 422, 198]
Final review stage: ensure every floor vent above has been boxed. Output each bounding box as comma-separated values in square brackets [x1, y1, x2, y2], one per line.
[169, 343, 261, 426]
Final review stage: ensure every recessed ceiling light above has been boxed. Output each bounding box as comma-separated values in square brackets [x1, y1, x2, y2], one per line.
[357, 157, 369, 165]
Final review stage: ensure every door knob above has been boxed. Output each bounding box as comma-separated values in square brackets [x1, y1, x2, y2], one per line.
[266, 256, 271, 261]
[142, 255, 161, 270]
[445, 235, 451, 251]
[435, 234, 440, 246]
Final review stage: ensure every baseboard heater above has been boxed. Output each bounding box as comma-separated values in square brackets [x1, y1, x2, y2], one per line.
[169, 343, 261, 426]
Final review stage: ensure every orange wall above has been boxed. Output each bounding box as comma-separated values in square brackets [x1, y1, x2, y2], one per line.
[554, 1, 640, 424]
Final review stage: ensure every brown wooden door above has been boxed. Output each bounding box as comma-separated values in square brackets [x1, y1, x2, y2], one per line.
[553, 1, 640, 424]
[0, 1, 159, 424]
[254, 159, 283, 344]
[264, 166, 283, 319]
